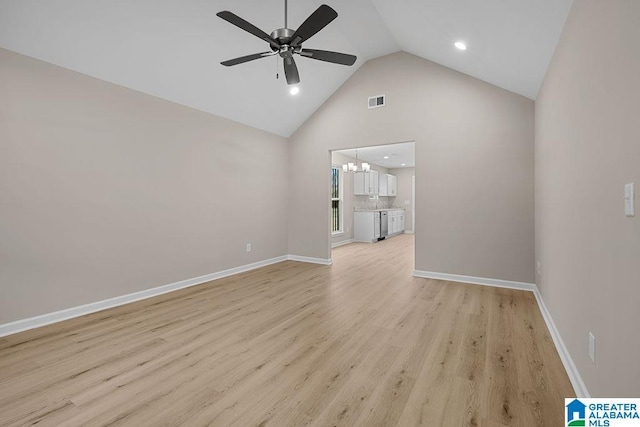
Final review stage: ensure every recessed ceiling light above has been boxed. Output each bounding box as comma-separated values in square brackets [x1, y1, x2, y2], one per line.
[401, 163, 406, 166]
[289, 86, 300, 95]
[384, 156, 389, 159]
[454, 41, 467, 51]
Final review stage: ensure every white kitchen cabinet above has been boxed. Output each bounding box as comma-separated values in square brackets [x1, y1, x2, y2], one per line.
[378, 174, 397, 197]
[388, 175, 397, 196]
[387, 209, 405, 236]
[354, 211, 381, 242]
[355, 209, 404, 243]
[354, 171, 379, 196]
[379, 174, 388, 196]
[388, 211, 395, 234]
[354, 172, 366, 195]
[371, 170, 379, 195]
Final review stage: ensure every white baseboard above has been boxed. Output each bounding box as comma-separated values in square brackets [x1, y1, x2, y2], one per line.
[0, 253, 335, 338]
[412, 270, 535, 292]
[0, 255, 288, 338]
[532, 286, 590, 398]
[404, 230, 415, 234]
[332, 239, 354, 248]
[412, 269, 589, 398]
[287, 255, 333, 265]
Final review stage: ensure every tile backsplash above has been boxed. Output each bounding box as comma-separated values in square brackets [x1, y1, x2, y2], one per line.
[354, 197, 403, 210]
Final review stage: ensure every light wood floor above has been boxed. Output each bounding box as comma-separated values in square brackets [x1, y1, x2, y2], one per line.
[0, 234, 573, 426]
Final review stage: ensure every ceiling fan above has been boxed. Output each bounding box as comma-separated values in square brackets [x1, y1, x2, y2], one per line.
[217, 1, 357, 85]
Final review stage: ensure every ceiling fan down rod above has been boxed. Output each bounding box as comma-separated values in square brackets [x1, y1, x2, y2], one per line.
[284, 0, 288, 28]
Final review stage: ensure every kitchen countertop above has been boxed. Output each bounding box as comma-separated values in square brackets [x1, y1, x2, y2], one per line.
[354, 208, 405, 212]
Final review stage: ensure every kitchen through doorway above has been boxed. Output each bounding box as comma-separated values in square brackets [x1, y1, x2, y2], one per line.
[330, 141, 415, 260]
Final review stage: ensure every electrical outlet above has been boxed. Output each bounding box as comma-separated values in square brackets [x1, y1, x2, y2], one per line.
[246, 243, 251, 252]
[536, 260, 542, 275]
[589, 332, 596, 363]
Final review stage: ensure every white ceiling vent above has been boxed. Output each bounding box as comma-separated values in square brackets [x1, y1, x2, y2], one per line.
[368, 94, 385, 109]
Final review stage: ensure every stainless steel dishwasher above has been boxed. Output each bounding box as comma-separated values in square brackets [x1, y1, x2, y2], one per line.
[380, 211, 388, 239]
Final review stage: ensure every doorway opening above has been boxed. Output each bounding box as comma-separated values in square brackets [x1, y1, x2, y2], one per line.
[329, 141, 415, 261]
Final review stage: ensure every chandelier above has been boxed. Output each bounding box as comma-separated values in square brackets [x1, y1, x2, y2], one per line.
[342, 149, 370, 173]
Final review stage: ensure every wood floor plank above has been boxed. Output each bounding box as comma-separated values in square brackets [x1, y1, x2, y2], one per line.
[0, 234, 574, 426]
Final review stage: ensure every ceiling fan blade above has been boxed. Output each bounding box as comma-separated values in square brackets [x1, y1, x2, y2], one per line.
[283, 57, 300, 85]
[290, 4, 338, 46]
[299, 49, 357, 66]
[217, 11, 280, 50]
[221, 52, 274, 67]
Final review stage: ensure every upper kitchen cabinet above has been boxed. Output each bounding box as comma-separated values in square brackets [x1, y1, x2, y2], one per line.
[378, 174, 397, 197]
[371, 171, 379, 195]
[354, 171, 379, 196]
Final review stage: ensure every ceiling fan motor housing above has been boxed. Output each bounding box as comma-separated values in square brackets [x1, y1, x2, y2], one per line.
[270, 28, 295, 45]
[271, 28, 298, 58]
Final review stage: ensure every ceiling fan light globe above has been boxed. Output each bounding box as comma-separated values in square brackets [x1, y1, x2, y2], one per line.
[455, 41, 467, 50]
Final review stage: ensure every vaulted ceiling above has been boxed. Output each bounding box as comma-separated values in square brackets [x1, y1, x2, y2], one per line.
[0, 0, 573, 137]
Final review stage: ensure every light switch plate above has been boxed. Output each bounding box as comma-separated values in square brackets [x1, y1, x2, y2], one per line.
[624, 183, 635, 217]
[589, 332, 596, 363]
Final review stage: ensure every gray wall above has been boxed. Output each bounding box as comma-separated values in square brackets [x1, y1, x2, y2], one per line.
[289, 52, 535, 283]
[535, 0, 640, 396]
[0, 48, 289, 323]
[388, 168, 415, 232]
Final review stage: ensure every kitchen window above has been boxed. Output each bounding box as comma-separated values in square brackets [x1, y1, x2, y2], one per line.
[331, 166, 343, 234]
